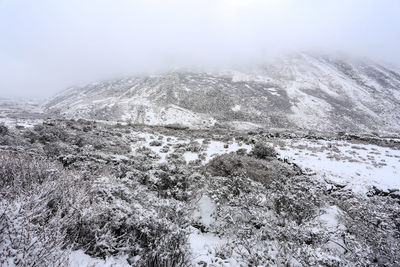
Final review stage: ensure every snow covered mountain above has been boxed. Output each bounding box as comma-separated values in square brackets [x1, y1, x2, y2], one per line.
[44, 54, 400, 133]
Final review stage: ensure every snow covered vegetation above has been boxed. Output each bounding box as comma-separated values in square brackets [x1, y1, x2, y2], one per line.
[1, 118, 400, 266]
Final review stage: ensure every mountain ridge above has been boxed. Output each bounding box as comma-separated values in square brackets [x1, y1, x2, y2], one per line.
[44, 54, 400, 134]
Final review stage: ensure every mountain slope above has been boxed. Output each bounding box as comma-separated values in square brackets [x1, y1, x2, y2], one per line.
[44, 54, 400, 133]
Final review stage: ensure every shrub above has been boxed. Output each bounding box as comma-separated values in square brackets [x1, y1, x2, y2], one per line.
[149, 140, 162, 146]
[33, 124, 68, 144]
[236, 148, 248, 156]
[0, 202, 68, 267]
[207, 153, 244, 177]
[207, 153, 298, 184]
[252, 143, 277, 159]
[269, 175, 325, 224]
[0, 152, 58, 198]
[0, 123, 8, 135]
[164, 124, 189, 130]
[65, 176, 191, 266]
[336, 195, 400, 265]
[0, 153, 87, 266]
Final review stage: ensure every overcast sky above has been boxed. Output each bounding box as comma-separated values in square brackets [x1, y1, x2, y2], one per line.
[1, 0, 400, 99]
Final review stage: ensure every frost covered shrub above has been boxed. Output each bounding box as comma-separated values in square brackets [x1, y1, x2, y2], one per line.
[269, 175, 325, 224]
[0, 153, 90, 266]
[208, 174, 326, 265]
[149, 140, 162, 146]
[336, 195, 400, 265]
[208, 177, 333, 265]
[207, 153, 298, 184]
[206, 152, 332, 263]
[32, 123, 68, 144]
[22, 123, 63, 144]
[156, 171, 191, 200]
[65, 177, 191, 266]
[251, 142, 277, 159]
[186, 141, 202, 152]
[236, 148, 248, 156]
[0, 202, 68, 267]
[160, 145, 169, 153]
[207, 153, 244, 177]
[43, 141, 76, 159]
[0, 123, 8, 135]
[148, 165, 200, 201]
[211, 174, 252, 200]
[0, 127, 28, 147]
[0, 152, 58, 198]
[136, 146, 159, 159]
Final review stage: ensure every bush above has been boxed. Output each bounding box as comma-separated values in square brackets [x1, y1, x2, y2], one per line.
[0, 152, 59, 198]
[0, 123, 8, 135]
[0, 153, 87, 266]
[336, 195, 400, 265]
[269, 175, 325, 224]
[207, 153, 244, 177]
[156, 172, 190, 200]
[149, 140, 162, 146]
[33, 124, 68, 144]
[207, 153, 298, 184]
[0, 202, 68, 266]
[251, 143, 277, 159]
[65, 176, 191, 266]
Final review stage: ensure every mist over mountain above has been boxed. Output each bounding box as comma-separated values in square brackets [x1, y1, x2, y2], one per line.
[1, 0, 400, 98]
[45, 54, 400, 134]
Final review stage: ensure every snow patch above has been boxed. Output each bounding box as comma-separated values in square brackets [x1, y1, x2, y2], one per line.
[319, 206, 342, 230]
[188, 230, 230, 266]
[204, 140, 252, 163]
[193, 195, 216, 227]
[183, 151, 199, 164]
[231, 105, 241, 112]
[69, 250, 130, 267]
[277, 139, 400, 192]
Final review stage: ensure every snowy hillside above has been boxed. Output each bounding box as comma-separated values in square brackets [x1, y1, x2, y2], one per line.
[44, 54, 400, 133]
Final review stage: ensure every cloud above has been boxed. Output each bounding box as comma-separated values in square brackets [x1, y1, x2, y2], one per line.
[0, 0, 399, 98]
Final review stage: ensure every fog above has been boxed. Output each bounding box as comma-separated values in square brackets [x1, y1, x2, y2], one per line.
[1, 0, 399, 99]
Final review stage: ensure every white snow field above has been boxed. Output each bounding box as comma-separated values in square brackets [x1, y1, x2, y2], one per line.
[276, 139, 400, 193]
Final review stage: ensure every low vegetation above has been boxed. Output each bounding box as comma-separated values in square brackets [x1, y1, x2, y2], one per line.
[0, 119, 399, 266]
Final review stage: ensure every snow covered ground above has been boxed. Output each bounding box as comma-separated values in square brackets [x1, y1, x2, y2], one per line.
[276, 139, 400, 193]
[0, 118, 42, 129]
[203, 140, 252, 164]
[129, 131, 400, 193]
[130, 131, 252, 164]
[69, 250, 130, 267]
